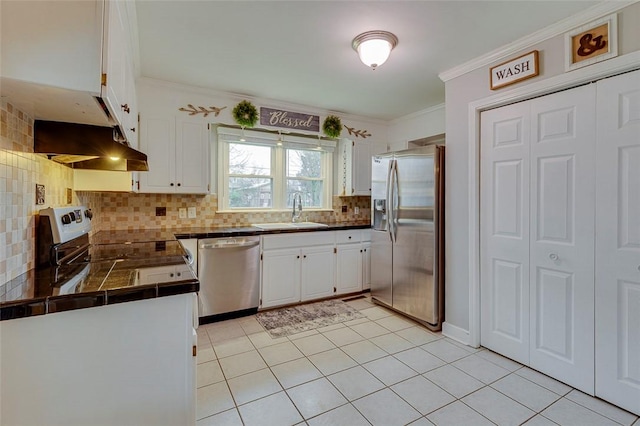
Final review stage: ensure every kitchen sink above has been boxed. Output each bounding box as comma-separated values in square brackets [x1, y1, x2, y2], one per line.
[252, 222, 328, 230]
[292, 222, 329, 229]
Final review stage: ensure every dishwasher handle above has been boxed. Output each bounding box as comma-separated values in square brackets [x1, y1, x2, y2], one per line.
[200, 240, 260, 250]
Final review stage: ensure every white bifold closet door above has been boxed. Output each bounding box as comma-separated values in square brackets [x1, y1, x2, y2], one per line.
[480, 102, 531, 366]
[481, 83, 596, 394]
[594, 70, 640, 415]
[528, 84, 596, 394]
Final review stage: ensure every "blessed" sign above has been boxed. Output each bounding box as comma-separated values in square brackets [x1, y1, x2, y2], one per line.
[260, 107, 320, 132]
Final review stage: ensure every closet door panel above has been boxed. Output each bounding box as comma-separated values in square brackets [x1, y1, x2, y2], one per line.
[595, 70, 640, 415]
[529, 84, 596, 394]
[480, 102, 531, 365]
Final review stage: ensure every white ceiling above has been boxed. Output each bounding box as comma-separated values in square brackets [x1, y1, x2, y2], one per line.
[135, 1, 598, 121]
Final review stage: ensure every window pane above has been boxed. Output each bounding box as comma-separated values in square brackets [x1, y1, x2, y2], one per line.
[229, 143, 271, 175]
[287, 179, 323, 208]
[286, 149, 321, 178]
[229, 177, 272, 208]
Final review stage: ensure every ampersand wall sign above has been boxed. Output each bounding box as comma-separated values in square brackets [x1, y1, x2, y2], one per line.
[565, 13, 618, 72]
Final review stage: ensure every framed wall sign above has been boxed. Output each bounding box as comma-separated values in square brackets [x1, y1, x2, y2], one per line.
[36, 184, 45, 205]
[565, 13, 617, 71]
[490, 50, 539, 90]
[260, 107, 320, 132]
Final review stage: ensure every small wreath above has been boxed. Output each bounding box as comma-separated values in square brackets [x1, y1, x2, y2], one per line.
[232, 100, 258, 128]
[323, 115, 342, 138]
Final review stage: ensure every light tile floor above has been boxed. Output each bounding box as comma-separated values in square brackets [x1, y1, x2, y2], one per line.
[196, 295, 639, 426]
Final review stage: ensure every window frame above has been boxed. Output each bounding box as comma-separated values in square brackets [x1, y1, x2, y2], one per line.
[217, 129, 333, 212]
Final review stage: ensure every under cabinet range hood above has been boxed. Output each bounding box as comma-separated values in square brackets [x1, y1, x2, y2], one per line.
[34, 121, 149, 172]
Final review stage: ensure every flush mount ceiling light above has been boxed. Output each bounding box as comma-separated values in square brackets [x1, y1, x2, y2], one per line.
[352, 30, 398, 70]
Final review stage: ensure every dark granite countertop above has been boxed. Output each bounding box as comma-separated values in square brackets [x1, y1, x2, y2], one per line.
[173, 221, 371, 239]
[91, 221, 370, 243]
[1, 221, 370, 321]
[91, 229, 180, 244]
[0, 241, 198, 321]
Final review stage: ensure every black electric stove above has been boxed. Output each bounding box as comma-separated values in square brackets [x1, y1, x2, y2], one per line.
[34, 206, 195, 297]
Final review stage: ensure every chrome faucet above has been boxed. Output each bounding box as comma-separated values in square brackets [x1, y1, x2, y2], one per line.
[292, 192, 303, 222]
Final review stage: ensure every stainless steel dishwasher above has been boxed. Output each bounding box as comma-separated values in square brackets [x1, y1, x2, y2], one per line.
[197, 236, 260, 318]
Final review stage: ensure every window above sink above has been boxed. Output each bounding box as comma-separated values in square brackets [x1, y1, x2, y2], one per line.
[216, 126, 336, 212]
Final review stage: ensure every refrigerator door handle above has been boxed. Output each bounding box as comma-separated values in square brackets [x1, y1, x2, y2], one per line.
[389, 159, 398, 243]
[386, 159, 394, 241]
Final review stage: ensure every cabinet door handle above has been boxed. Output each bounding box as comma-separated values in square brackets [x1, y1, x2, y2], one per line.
[177, 183, 181, 187]
[348, 236, 352, 240]
[121, 104, 130, 113]
[170, 273, 174, 277]
[170, 183, 174, 186]
[130, 127, 136, 133]
[548, 253, 559, 261]
[297, 255, 300, 259]
[303, 255, 307, 259]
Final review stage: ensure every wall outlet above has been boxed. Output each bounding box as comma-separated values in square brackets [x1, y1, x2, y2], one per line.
[354, 206, 360, 215]
[341, 205, 348, 213]
[155, 207, 166, 216]
[178, 208, 187, 219]
[187, 207, 196, 218]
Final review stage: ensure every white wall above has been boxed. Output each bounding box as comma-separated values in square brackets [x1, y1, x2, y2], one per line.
[137, 78, 389, 181]
[386, 104, 445, 152]
[137, 78, 390, 136]
[442, 2, 640, 340]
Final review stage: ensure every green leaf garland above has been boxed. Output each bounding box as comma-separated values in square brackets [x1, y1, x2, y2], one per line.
[232, 100, 258, 128]
[323, 115, 342, 138]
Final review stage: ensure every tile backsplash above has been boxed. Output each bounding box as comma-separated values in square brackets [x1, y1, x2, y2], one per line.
[0, 101, 79, 284]
[84, 193, 370, 231]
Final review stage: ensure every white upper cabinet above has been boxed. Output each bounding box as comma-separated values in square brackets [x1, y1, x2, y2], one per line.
[139, 115, 210, 194]
[0, 0, 137, 145]
[102, 0, 138, 146]
[1, 1, 104, 92]
[337, 139, 371, 196]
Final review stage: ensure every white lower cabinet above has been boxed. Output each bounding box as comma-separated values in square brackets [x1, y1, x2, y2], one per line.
[261, 248, 301, 308]
[336, 229, 371, 295]
[261, 232, 336, 309]
[301, 246, 335, 301]
[362, 241, 371, 290]
[136, 264, 193, 285]
[0, 294, 197, 425]
[260, 230, 371, 309]
[336, 243, 362, 295]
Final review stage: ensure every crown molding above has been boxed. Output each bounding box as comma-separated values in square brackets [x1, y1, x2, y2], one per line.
[438, 1, 636, 82]
[136, 77, 388, 125]
[390, 103, 444, 124]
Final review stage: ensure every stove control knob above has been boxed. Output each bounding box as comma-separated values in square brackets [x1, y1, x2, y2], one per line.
[84, 209, 93, 220]
[61, 214, 72, 225]
[68, 211, 76, 221]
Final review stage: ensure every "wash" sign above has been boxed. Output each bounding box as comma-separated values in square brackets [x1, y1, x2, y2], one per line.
[490, 50, 539, 90]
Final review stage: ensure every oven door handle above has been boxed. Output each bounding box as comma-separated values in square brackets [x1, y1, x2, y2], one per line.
[56, 244, 89, 266]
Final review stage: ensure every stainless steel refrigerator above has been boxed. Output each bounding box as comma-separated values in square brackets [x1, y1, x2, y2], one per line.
[370, 145, 444, 331]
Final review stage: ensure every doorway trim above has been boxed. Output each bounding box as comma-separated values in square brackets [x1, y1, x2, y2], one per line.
[466, 50, 640, 348]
